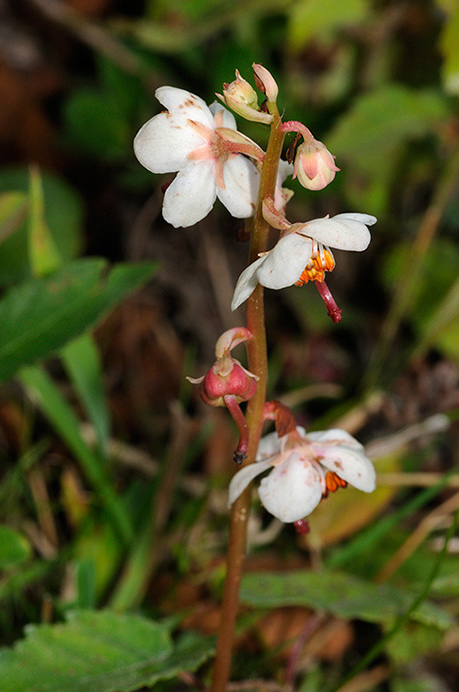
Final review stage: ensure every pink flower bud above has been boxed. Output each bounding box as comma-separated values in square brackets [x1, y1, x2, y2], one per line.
[198, 358, 257, 407]
[187, 327, 258, 407]
[187, 327, 258, 464]
[293, 140, 339, 191]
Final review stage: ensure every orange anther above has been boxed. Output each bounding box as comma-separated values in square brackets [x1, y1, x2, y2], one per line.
[325, 471, 347, 493]
[295, 247, 335, 286]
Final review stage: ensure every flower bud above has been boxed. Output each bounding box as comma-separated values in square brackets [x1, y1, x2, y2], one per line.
[252, 63, 278, 103]
[218, 70, 273, 124]
[293, 140, 339, 191]
[198, 358, 257, 407]
[187, 327, 258, 464]
[187, 327, 258, 407]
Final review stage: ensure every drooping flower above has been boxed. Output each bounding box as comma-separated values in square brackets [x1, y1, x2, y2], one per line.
[228, 426, 376, 523]
[187, 327, 258, 408]
[134, 87, 264, 228]
[187, 327, 258, 463]
[293, 139, 339, 191]
[231, 203, 376, 311]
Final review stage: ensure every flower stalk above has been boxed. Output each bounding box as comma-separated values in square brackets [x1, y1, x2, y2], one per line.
[210, 108, 285, 692]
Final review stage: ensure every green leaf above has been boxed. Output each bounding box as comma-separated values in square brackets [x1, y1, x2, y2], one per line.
[0, 192, 28, 245]
[287, 0, 368, 52]
[0, 526, 32, 569]
[61, 333, 111, 456]
[0, 258, 156, 383]
[240, 570, 454, 631]
[0, 169, 83, 286]
[326, 85, 449, 213]
[0, 611, 214, 692]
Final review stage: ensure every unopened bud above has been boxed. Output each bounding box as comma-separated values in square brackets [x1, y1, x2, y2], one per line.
[218, 70, 273, 124]
[293, 140, 339, 191]
[252, 63, 278, 103]
[197, 359, 257, 407]
[187, 327, 258, 407]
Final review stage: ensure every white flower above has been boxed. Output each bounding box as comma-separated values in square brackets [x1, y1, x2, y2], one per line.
[228, 427, 376, 523]
[134, 87, 262, 228]
[231, 212, 376, 310]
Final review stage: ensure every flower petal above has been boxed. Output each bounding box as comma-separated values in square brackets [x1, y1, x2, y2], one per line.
[256, 430, 283, 460]
[256, 233, 314, 289]
[162, 160, 217, 227]
[209, 101, 237, 129]
[317, 445, 376, 492]
[277, 159, 294, 185]
[155, 86, 214, 127]
[301, 216, 372, 251]
[134, 112, 205, 174]
[258, 452, 323, 522]
[217, 156, 259, 218]
[228, 460, 273, 506]
[308, 428, 364, 450]
[334, 213, 377, 226]
[231, 256, 265, 310]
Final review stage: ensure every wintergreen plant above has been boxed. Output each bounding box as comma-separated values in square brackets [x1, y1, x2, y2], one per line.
[134, 63, 377, 692]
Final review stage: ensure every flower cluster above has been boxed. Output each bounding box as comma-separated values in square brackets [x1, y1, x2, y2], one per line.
[134, 64, 377, 526]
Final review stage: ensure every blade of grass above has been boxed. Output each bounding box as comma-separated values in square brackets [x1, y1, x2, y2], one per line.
[61, 333, 111, 457]
[19, 364, 132, 545]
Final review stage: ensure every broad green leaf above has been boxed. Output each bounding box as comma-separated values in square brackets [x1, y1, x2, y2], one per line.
[0, 526, 32, 569]
[19, 365, 132, 544]
[240, 570, 454, 631]
[439, 2, 459, 94]
[0, 611, 214, 692]
[28, 167, 61, 277]
[326, 85, 449, 213]
[0, 258, 156, 383]
[0, 192, 28, 245]
[62, 333, 111, 456]
[288, 0, 368, 52]
[0, 169, 82, 286]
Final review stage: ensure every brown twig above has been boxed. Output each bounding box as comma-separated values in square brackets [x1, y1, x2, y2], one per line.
[375, 490, 459, 583]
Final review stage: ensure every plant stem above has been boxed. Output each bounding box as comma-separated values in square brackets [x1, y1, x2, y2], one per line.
[210, 110, 285, 692]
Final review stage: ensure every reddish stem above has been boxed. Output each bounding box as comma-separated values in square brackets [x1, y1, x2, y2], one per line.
[314, 280, 342, 323]
[281, 120, 314, 142]
[210, 107, 285, 692]
[224, 395, 250, 464]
